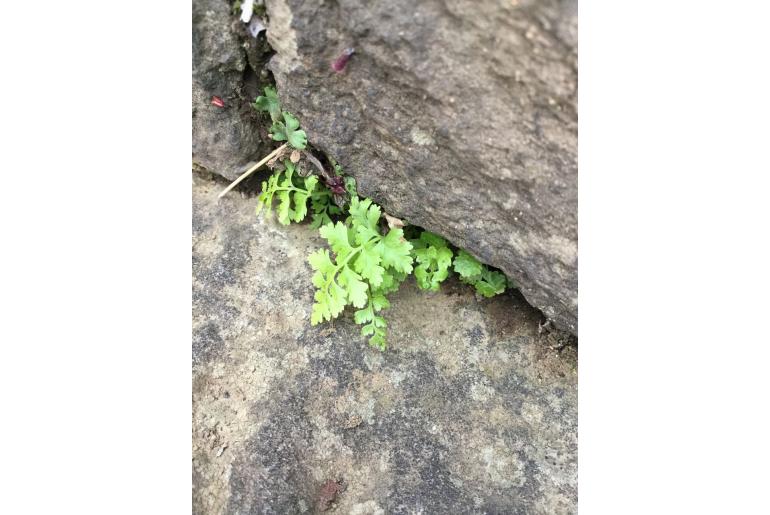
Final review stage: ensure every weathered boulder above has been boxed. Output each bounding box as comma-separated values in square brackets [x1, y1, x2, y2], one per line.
[265, 0, 578, 334]
[192, 174, 577, 513]
[192, 0, 274, 180]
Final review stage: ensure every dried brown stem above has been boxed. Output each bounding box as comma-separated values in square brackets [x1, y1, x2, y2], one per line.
[218, 143, 288, 199]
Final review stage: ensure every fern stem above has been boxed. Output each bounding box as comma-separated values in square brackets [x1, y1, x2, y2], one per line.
[271, 186, 308, 194]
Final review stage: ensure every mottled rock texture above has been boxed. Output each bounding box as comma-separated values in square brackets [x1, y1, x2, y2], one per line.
[192, 0, 274, 180]
[265, 0, 578, 334]
[192, 174, 577, 514]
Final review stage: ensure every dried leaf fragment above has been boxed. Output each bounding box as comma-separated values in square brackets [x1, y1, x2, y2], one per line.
[384, 213, 405, 229]
[267, 146, 289, 168]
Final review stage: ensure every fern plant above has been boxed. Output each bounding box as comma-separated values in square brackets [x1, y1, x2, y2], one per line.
[253, 86, 307, 150]
[410, 231, 454, 291]
[270, 112, 307, 149]
[308, 197, 413, 349]
[248, 88, 513, 350]
[256, 161, 318, 225]
[252, 86, 282, 122]
[453, 250, 508, 297]
[309, 187, 342, 229]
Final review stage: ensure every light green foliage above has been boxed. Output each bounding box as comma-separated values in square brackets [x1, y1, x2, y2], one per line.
[250, 102, 515, 351]
[472, 268, 508, 297]
[252, 86, 282, 122]
[308, 197, 413, 349]
[411, 232, 453, 291]
[345, 176, 357, 197]
[256, 161, 318, 225]
[254, 84, 306, 149]
[354, 291, 390, 350]
[254, 90, 322, 221]
[353, 267, 408, 350]
[329, 157, 343, 175]
[453, 250, 508, 298]
[270, 112, 307, 149]
[453, 249, 483, 278]
[309, 188, 342, 229]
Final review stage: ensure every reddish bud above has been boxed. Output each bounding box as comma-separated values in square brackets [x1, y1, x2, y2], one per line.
[331, 48, 355, 73]
[325, 175, 346, 194]
[211, 96, 225, 108]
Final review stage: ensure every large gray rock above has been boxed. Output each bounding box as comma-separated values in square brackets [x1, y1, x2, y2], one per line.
[193, 173, 577, 514]
[192, 0, 273, 180]
[265, 0, 578, 334]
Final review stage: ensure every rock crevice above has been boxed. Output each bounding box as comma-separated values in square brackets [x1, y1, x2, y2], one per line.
[265, 0, 578, 333]
[192, 0, 274, 181]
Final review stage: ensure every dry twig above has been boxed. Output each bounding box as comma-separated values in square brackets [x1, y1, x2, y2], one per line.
[218, 143, 288, 199]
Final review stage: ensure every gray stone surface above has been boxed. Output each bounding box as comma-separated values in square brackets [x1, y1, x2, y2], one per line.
[192, 174, 577, 514]
[265, 0, 578, 334]
[192, 0, 274, 180]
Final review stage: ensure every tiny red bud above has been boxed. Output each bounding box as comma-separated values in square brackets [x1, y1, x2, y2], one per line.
[211, 96, 225, 108]
[331, 48, 355, 73]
